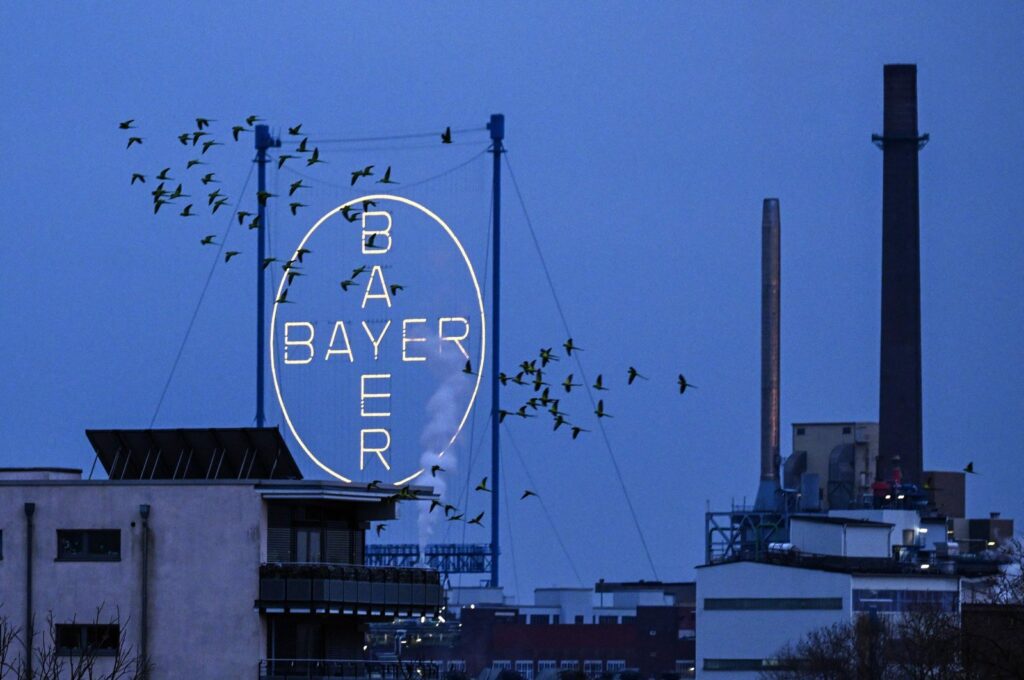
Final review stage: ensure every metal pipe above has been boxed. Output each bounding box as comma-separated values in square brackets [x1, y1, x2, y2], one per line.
[24, 502, 34, 678]
[487, 114, 504, 589]
[139, 504, 150, 674]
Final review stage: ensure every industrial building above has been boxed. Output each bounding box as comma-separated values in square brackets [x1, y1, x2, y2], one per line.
[0, 427, 443, 680]
[698, 64, 1017, 677]
[367, 581, 697, 679]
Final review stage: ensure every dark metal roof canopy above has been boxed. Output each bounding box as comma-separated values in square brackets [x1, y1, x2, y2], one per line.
[85, 427, 303, 481]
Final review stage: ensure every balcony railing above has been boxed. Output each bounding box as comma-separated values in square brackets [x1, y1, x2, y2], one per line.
[259, 658, 441, 680]
[258, 563, 444, 616]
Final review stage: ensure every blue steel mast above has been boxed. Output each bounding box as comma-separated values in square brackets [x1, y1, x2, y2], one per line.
[254, 124, 280, 428]
[487, 114, 504, 588]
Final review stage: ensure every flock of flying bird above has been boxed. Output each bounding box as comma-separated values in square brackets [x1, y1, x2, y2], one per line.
[119, 116, 455, 272]
[119, 116, 698, 534]
[369, 342, 700, 534]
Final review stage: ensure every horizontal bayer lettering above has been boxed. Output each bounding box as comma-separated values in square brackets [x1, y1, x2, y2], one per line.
[281, 317, 470, 364]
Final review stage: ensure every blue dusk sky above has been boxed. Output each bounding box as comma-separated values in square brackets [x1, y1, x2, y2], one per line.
[0, 3, 1021, 597]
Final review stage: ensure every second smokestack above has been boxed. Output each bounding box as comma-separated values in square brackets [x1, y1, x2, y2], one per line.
[755, 198, 781, 510]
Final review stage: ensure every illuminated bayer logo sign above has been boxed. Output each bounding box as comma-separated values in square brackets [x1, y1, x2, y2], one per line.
[270, 195, 485, 486]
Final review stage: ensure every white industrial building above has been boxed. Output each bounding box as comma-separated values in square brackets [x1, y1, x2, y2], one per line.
[696, 513, 961, 678]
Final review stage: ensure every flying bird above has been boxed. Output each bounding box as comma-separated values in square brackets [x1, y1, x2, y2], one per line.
[594, 400, 612, 418]
[201, 139, 222, 154]
[340, 279, 358, 291]
[180, 204, 196, 217]
[963, 462, 977, 474]
[563, 338, 583, 355]
[375, 524, 386, 537]
[186, 159, 205, 169]
[118, 119, 136, 130]
[245, 115, 262, 126]
[462, 359, 474, 375]
[430, 464, 445, 477]
[570, 426, 589, 440]
[389, 284, 404, 296]
[429, 499, 444, 513]
[207, 189, 223, 205]
[498, 409, 512, 423]
[261, 258, 278, 270]
[553, 414, 568, 431]
[200, 234, 216, 245]
[195, 117, 214, 130]
[475, 477, 490, 492]
[377, 166, 397, 184]
[126, 136, 143, 148]
[231, 125, 247, 141]
[248, 216, 261, 230]
[677, 374, 698, 394]
[296, 137, 310, 153]
[236, 211, 252, 225]
[289, 180, 306, 196]
[366, 480, 382, 490]
[351, 265, 368, 279]
[306, 147, 324, 166]
[211, 198, 229, 214]
[467, 512, 484, 526]
[169, 184, 188, 199]
[295, 247, 311, 263]
[275, 289, 292, 304]
[515, 406, 535, 419]
[130, 173, 146, 185]
[627, 367, 648, 385]
[289, 202, 307, 215]
[286, 270, 303, 286]
[448, 513, 464, 522]
[256, 191, 275, 206]
[156, 167, 173, 181]
[593, 374, 609, 391]
[441, 126, 452, 144]
[520, 490, 538, 500]
[277, 154, 296, 169]
[539, 348, 559, 366]
[191, 131, 208, 145]
[177, 133, 190, 145]
[562, 374, 581, 393]
[350, 165, 374, 185]
[288, 124, 303, 136]
[201, 172, 218, 185]
[224, 251, 241, 263]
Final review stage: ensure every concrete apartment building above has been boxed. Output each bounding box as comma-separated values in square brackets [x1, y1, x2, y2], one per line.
[0, 427, 443, 680]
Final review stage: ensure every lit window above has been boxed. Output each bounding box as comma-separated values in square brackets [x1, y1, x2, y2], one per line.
[515, 660, 534, 680]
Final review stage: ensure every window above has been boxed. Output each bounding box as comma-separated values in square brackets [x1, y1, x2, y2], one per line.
[574, 615, 584, 624]
[583, 660, 602, 675]
[559, 660, 578, 671]
[606, 661, 625, 672]
[796, 427, 805, 435]
[55, 624, 119, 656]
[842, 426, 852, 434]
[0, 530, 3, 560]
[598, 615, 618, 624]
[538, 660, 556, 673]
[515, 660, 534, 680]
[704, 597, 842, 611]
[853, 589, 958, 613]
[492, 661, 512, 671]
[703, 659, 774, 671]
[447, 661, 466, 673]
[295, 527, 322, 563]
[675, 660, 696, 675]
[56, 530, 120, 561]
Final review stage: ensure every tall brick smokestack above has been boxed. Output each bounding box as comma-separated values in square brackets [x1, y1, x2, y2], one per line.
[875, 64, 928, 485]
[754, 198, 781, 511]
